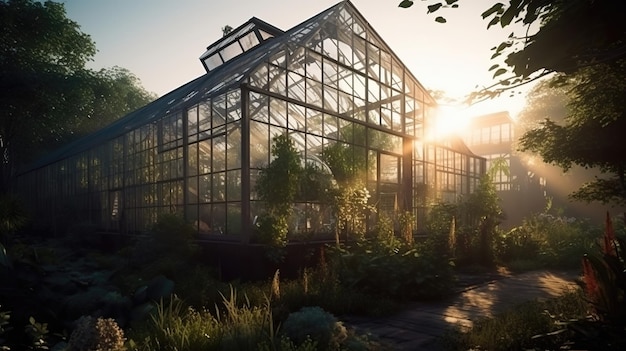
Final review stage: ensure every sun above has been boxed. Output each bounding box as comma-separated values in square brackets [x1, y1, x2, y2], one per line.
[429, 105, 471, 140]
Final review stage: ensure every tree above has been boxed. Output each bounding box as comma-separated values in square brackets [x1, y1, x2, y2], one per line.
[400, 0, 626, 205]
[0, 0, 155, 192]
[519, 62, 626, 205]
[399, 0, 626, 103]
[255, 134, 302, 251]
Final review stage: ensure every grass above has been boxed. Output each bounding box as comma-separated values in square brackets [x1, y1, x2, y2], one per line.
[438, 289, 588, 351]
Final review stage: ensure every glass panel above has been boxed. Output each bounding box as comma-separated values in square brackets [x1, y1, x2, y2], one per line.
[188, 176, 199, 204]
[197, 102, 210, 139]
[250, 63, 268, 90]
[212, 95, 226, 128]
[249, 92, 269, 123]
[213, 136, 226, 172]
[306, 78, 322, 108]
[307, 108, 323, 136]
[226, 171, 241, 201]
[239, 31, 259, 51]
[188, 142, 198, 176]
[226, 127, 241, 170]
[198, 139, 211, 174]
[380, 154, 399, 183]
[323, 59, 337, 88]
[250, 120, 269, 168]
[269, 98, 287, 127]
[368, 150, 377, 181]
[305, 50, 323, 82]
[203, 54, 222, 71]
[221, 41, 244, 62]
[194, 174, 209, 204]
[227, 203, 242, 235]
[268, 66, 287, 96]
[287, 72, 306, 103]
[213, 172, 226, 201]
[323, 85, 338, 113]
[212, 204, 226, 234]
[288, 102, 306, 131]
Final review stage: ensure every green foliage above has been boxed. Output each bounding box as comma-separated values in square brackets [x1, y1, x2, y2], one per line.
[257, 134, 302, 218]
[498, 212, 598, 270]
[0, 195, 28, 242]
[280, 307, 347, 350]
[130, 296, 220, 351]
[328, 182, 374, 245]
[24, 317, 49, 351]
[520, 62, 626, 205]
[401, 0, 626, 141]
[331, 239, 455, 300]
[397, 211, 416, 245]
[0, 308, 9, 351]
[440, 290, 588, 351]
[67, 316, 126, 351]
[123, 214, 199, 280]
[0, 0, 154, 191]
[426, 173, 504, 268]
[256, 134, 302, 254]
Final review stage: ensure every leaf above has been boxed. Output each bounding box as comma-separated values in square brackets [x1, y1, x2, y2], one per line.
[487, 16, 500, 29]
[501, 0, 523, 26]
[398, 0, 414, 8]
[445, 0, 459, 4]
[481, 3, 504, 19]
[435, 16, 447, 23]
[488, 64, 499, 71]
[493, 68, 507, 78]
[427, 3, 443, 13]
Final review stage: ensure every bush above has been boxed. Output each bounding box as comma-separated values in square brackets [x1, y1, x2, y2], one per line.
[280, 307, 347, 350]
[498, 213, 599, 270]
[67, 316, 126, 351]
[331, 240, 455, 300]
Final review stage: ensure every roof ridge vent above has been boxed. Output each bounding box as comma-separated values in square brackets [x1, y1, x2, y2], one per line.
[199, 17, 284, 73]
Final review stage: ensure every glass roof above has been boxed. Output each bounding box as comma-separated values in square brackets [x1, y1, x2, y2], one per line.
[21, 0, 439, 173]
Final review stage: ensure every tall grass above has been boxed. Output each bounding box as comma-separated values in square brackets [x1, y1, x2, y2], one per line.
[439, 289, 588, 351]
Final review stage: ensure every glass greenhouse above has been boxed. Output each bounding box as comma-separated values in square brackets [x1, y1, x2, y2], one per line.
[16, 1, 485, 241]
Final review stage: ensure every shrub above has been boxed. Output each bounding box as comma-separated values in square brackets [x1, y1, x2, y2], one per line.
[280, 307, 347, 350]
[498, 213, 599, 269]
[67, 316, 126, 351]
[331, 240, 455, 300]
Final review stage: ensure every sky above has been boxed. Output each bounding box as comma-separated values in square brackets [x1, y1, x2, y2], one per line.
[60, 0, 536, 121]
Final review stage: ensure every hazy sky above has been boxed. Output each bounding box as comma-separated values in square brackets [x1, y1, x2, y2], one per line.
[60, 0, 534, 119]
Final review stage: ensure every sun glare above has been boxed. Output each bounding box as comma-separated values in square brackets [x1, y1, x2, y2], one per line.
[430, 105, 471, 140]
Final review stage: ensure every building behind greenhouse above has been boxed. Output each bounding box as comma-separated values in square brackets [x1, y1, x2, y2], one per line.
[16, 1, 485, 242]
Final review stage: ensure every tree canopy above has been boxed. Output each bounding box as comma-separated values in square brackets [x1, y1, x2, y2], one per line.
[400, 0, 626, 103]
[0, 0, 155, 192]
[518, 62, 626, 205]
[401, 0, 626, 205]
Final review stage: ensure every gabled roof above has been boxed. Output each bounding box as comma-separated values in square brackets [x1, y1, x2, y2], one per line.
[21, 0, 436, 173]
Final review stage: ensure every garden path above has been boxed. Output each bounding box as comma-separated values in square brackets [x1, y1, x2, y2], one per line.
[342, 269, 581, 350]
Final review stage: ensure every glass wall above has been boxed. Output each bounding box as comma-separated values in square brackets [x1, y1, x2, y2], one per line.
[15, 1, 484, 238]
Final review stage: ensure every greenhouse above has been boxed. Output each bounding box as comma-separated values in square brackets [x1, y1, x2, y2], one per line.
[16, 0, 485, 241]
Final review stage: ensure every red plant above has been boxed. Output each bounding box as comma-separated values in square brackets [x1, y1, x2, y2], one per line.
[582, 255, 599, 303]
[580, 212, 626, 324]
[603, 212, 617, 256]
